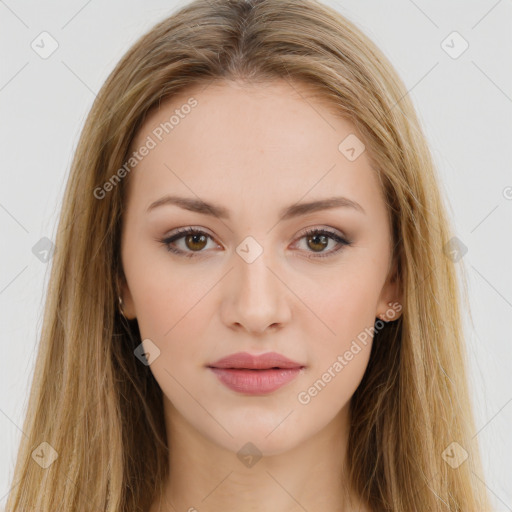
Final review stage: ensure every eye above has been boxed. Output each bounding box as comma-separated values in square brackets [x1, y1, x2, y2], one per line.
[159, 227, 219, 259]
[159, 227, 352, 259]
[292, 227, 352, 259]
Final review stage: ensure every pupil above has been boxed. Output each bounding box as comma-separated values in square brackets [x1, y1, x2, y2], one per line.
[187, 234, 207, 250]
[309, 234, 327, 252]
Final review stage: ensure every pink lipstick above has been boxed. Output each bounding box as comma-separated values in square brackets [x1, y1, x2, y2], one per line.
[207, 351, 305, 395]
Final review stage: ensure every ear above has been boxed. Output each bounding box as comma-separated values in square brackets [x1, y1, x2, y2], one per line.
[118, 273, 137, 320]
[375, 258, 403, 322]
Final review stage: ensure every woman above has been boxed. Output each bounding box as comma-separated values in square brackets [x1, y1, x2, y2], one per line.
[5, 0, 491, 510]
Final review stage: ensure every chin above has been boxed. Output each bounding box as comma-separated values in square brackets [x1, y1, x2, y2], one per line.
[204, 414, 309, 458]
[225, 432, 301, 459]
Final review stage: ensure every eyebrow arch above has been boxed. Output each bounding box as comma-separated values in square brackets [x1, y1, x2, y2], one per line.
[146, 194, 366, 220]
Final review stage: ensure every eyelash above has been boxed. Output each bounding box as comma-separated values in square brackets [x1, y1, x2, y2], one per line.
[159, 227, 352, 259]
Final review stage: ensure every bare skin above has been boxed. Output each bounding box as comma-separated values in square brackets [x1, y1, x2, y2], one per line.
[119, 79, 402, 512]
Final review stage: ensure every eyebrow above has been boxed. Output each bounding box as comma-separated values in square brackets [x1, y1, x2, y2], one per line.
[146, 194, 366, 220]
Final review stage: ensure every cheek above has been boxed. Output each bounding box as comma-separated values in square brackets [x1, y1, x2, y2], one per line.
[297, 265, 380, 397]
[303, 265, 381, 344]
[128, 254, 218, 363]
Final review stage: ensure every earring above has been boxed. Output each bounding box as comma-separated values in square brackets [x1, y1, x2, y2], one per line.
[118, 296, 126, 318]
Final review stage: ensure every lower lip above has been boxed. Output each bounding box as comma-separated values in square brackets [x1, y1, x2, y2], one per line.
[208, 367, 303, 395]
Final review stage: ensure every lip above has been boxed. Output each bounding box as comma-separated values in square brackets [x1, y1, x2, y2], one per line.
[208, 351, 304, 370]
[207, 352, 305, 395]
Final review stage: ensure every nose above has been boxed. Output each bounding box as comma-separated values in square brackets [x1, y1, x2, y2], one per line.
[220, 247, 291, 335]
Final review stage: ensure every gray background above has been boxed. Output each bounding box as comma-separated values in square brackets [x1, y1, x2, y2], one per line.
[1, 0, 511, 509]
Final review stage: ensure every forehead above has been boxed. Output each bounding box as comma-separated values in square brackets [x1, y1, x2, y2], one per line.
[131, 78, 346, 156]
[125, 79, 385, 219]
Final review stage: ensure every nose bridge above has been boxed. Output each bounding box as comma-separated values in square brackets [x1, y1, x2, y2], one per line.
[227, 235, 289, 331]
[236, 242, 279, 304]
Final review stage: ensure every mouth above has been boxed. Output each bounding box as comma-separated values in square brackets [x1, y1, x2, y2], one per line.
[206, 352, 305, 395]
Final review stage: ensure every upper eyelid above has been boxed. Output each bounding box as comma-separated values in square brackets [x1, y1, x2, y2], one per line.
[166, 226, 347, 242]
[164, 226, 350, 250]
[167, 227, 220, 246]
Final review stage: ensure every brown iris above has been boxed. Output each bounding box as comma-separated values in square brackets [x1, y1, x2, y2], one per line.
[306, 233, 329, 252]
[185, 233, 208, 251]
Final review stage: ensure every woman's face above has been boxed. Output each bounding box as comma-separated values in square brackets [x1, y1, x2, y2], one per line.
[119, 79, 401, 455]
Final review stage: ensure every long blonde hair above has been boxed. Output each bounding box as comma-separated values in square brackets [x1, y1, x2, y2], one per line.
[5, 0, 491, 510]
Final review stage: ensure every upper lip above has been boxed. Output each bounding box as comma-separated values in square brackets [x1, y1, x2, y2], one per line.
[207, 351, 304, 370]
